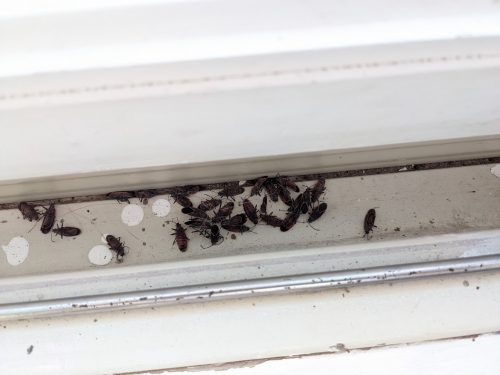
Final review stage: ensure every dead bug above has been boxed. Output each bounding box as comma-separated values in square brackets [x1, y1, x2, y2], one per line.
[264, 180, 279, 202]
[363, 208, 377, 238]
[40, 203, 56, 234]
[172, 223, 189, 252]
[288, 193, 307, 214]
[209, 224, 223, 245]
[308, 203, 327, 223]
[243, 199, 259, 224]
[226, 213, 247, 226]
[250, 176, 268, 196]
[105, 234, 126, 261]
[311, 177, 326, 203]
[277, 185, 293, 206]
[107, 191, 135, 203]
[185, 218, 212, 231]
[213, 202, 235, 222]
[284, 178, 300, 193]
[221, 222, 250, 233]
[181, 206, 208, 219]
[135, 190, 157, 205]
[172, 194, 193, 208]
[242, 178, 258, 187]
[18, 202, 39, 222]
[260, 195, 268, 215]
[260, 213, 283, 227]
[280, 211, 300, 232]
[301, 188, 312, 212]
[198, 198, 222, 211]
[218, 182, 245, 198]
[52, 220, 81, 238]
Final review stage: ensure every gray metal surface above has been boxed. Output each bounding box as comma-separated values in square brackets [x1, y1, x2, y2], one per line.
[0, 254, 498, 321]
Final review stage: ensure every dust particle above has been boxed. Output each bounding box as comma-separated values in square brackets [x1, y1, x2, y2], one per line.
[394, 227, 401, 231]
[463, 280, 469, 287]
[231, 234, 237, 240]
[27, 345, 33, 355]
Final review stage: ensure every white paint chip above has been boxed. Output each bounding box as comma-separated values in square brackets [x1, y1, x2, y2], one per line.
[121, 204, 144, 226]
[2, 237, 29, 266]
[490, 165, 500, 177]
[88, 245, 113, 266]
[152, 198, 171, 217]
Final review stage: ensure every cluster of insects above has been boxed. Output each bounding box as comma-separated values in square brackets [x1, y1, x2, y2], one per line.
[170, 175, 330, 252]
[16, 174, 378, 261]
[18, 201, 126, 262]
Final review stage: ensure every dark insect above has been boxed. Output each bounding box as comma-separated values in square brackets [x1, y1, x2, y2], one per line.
[213, 202, 235, 222]
[243, 199, 259, 225]
[225, 213, 247, 226]
[264, 180, 279, 202]
[280, 211, 300, 232]
[284, 178, 300, 193]
[260, 213, 283, 227]
[221, 222, 250, 233]
[364, 208, 377, 238]
[301, 188, 312, 213]
[181, 206, 208, 219]
[250, 176, 268, 196]
[107, 191, 134, 203]
[172, 223, 189, 252]
[172, 194, 193, 208]
[18, 202, 39, 222]
[277, 185, 293, 206]
[185, 218, 212, 231]
[311, 177, 326, 203]
[260, 195, 268, 215]
[218, 182, 245, 198]
[40, 203, 56, 234]
[308, 203, 327, 223]
[288, 193, 308, 215]
[52, 220, 81, 238]
[209, 224, 223, 246]
[198, 198, 222, 211]
[135, 190, 157, 205]
[106, 234, 126, 261]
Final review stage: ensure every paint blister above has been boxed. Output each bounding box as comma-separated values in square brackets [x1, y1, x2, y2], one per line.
[88, 245, 113, 266]
[121, 204, 144, 226]
[2, 237, 29, 266]
[152, 198, 171, 217]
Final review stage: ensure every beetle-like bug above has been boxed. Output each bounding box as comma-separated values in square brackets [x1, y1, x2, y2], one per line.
[280, 211, 300, 232]
[308, 203, 327, 223]
[260, 196, 268, 215]
[198, 198, 222, 211]
[18, 202, 39, 222]
[136, 190, 157, 205]
[181, 206, 209, 219]
[218, 182, 245, 198]
[311, 177, 326, 203]
[40, 203, 56, 234]
[173, 194, 193, 208]
[172, 223, 189, 252]
[264, 180, 279, 202]
[52, 220, 81, 238]
[221, 222, 250, 233]
[106, 234, 126, 262]
[243, 199, 259, 225]
[260, 213, 283, 227]
[213, 202, 235, 222]
[250, 176, 268, 196]
[363, 208, 377, 238]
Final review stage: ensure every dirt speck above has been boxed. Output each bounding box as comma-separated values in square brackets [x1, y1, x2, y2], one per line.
[429, 219, 435, 224]
[394, 227, 400, 231]
[93, 319, 98, 322]
[142, 228, 145, 232]
[476, 286, 480, 290]
[231, 234, 237, 240]
[1, 220, 7, 223]
[143, 242, 146, 246]
[27, 345, 33, 355]
[463, 280, 469, 287]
